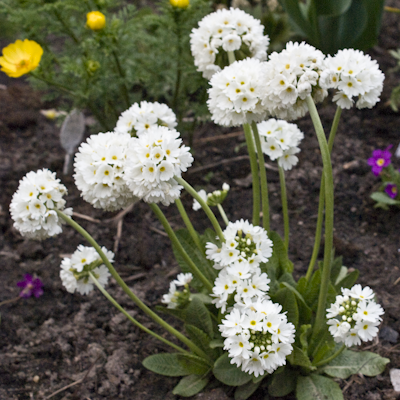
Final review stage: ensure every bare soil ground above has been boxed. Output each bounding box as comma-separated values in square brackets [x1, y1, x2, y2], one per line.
[1, 5, 400, 400]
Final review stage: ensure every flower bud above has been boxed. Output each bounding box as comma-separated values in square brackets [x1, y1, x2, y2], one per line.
[86, 60, 100, 75]
[170, 0, 189, 8]
[86, 11, 106, 31]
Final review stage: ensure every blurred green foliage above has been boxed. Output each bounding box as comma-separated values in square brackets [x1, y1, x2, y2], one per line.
[277, 0, 385, 55]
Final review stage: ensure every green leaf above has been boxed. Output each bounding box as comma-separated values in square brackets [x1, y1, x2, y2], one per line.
[320, 350, 390, 379]
[310, 328, 335, 363]
[143, 353, 210, 376]
[209, 339, 224, 348]
[172, 374, 209, 397]
[278, 0, 315, 37]
[314, 0, 351, 17]
[155, 305, 186, 321]
[281, 282, 312, 324]
[303, 269, 321, 311]
[334, 270, 359, 291]
[234, 379, 262, 400]
[269, 231, 294, 275]
[287, 346, 316, 371]
[213, 353, 252, 386]
[371, 192, 400, 205]
[173, 229, 217, 289]
[271, 287, 299, 327]
[296, 374, 344, 400]
[330, 256, 344, 285]
[185, 324, 218, 359]
[186, 296, 214, 338]
[268, 366, 297, 397]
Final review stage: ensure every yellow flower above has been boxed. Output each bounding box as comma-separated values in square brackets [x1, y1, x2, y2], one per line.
[170, 0, 190, 8]
[86, 11, 106, 31]
[0, 39, 43, 78]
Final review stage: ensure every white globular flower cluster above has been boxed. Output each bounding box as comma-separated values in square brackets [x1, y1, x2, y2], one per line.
[193, 183, 230, 211]
[74, 132, 137, 211]
[262, 41, 327, 121]
[208, 58, 268, 127]
[207, 220, 273, 312]
[320, 49, 384, 110]
[10, 169, 72, 240]
[257, 118, 304, 170]
[190, 8, 269, 79]
[326, 284, 384, 347]
[60, 245, 114, 295]
[162, 273, 193, 309]
[125, 126, 194, 206]
[115, 101, 177, 137]
[220, 296, 295, 377]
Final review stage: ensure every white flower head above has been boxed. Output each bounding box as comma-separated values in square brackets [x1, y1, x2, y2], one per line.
[207, 58, 269, 127]
[192, 183, 230, 211]
[74, 131, 138, 211]
[257, 118, 304, 170]
[60, 245, 113, 295]
[124, 126, 193, 206]
[321, 49, 384, 109]
[115, 101, 177, 137]
[326, 284, 384, 347]
[262, 41, 327, 120]
[10, 169, 72, 240]
[190, 8, 269, 79]
[219, 296, 295, 376]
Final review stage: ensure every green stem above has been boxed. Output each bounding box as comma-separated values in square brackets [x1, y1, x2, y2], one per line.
[305, 107, 342, 281]
[227, 51, 236, 65]
[176, 177, 225, 243]
[278, 166, 289, 250]
[112, 50, 131, 110]
[55, 210, 207, 358]
[175, 198, 203, 253]
[149, 203, 214, 293]
[313, 345, 346, 367]
[243, 123, 261, 226]
[89, 272, 189, 354]
[217, 204, 229, 226]
[305, 96, 334, 339]
[251, 121, 270, 232]
[30, 72, 82, 98]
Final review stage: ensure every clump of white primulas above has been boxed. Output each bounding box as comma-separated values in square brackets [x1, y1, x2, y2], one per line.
[220, 296, 295, 377]
[74, 132, 137, 211]
[60, 245, 114, 295]
[257, 119, 304, 170]
[162, 273, 193, 309]
[193, 183, 230, 211]
[262, 41, 327, 121]
[10, 169, 72, 240]
[125, 126, 193, 206]
[208, 58, 268, 127]
[320, 49, 384, 109]
[326, 284, 384, 347]
[207, 220, 273, 312]
[190, 8, 269, 79]
[115, 101, 177, 137]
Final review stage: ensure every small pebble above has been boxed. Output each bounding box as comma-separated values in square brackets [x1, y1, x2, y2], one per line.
[33, 375, 39, 383]
[379, 326, 399, 344]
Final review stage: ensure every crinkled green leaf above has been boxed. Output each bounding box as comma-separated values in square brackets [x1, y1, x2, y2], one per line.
[143, 353, 210, 376]
[234, 379, 262, 400]
[371, 192, 400, 205]
[271, 287, 299, 327]
[268, 366, 297, 397]
[320, 350, 390, 379]
[213, 353, 252, 386]
[186, 296, 214, 338]
[296, 374, 344, 400]
[287, 346, 316, 371]
[185, 324, 218, 359]
[172, 374, 209, 397]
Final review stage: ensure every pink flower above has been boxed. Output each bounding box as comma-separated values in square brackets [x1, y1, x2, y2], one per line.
[385, 183, 398, 199]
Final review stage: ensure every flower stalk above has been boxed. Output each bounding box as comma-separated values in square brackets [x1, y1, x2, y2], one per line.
[55, 210, 208, 359]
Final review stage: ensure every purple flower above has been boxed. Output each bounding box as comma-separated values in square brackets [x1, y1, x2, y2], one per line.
[17, 274, 43, 299]
[385, 183, 398, 199]
[368, 145, 392, 176]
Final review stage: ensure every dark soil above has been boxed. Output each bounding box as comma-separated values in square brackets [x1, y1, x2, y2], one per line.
[1, 5, 400, 400]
